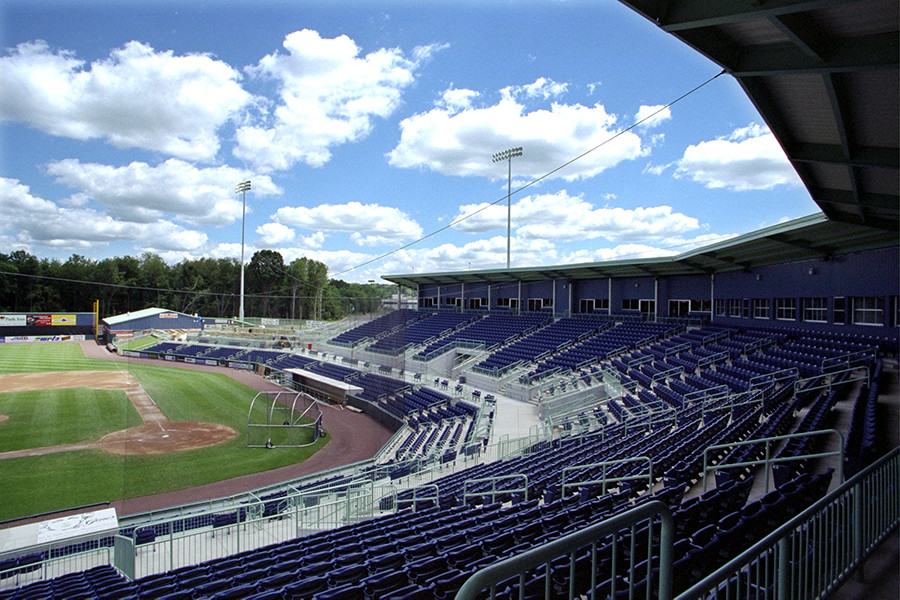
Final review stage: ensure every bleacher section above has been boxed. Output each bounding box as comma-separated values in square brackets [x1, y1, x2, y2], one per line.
[414, 313, 550, 360]
[367, 312, 479, 355]
[525, 321, 680, 381]
[3, 309, 893, 600]
[329, 310, 425, 347]
[473, 316, 611, 376]
[1, 363, 849, 599]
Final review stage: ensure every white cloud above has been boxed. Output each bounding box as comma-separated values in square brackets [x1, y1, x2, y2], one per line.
[0, 177, 207, 252]
[438, 87, 480, 111]
[0, 40, 251, 161]
[301, 231, 326, 249]
[256, 222, 295, 245]
[44, 159, 281, 227]
[674, 123, 802, 191]
[280, 248, 373, 276]
[234, 29, 429, 172]
[451, 190, 701, 242]
[273, 201, 423, 246]
[378, 235, 559, 274]
[388, 83, 646, 182]
[635, 104, 671, 128]
[501, 77, 568, 101]
[561, 244, 679, 264]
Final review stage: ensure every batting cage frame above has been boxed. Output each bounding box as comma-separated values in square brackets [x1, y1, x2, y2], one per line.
[247, 390, 324, 448]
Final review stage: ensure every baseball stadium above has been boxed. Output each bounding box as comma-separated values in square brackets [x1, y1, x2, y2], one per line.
[0, 2, 898, 600]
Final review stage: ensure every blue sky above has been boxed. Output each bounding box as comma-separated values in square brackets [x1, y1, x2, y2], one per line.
[0, 0, 820, 282]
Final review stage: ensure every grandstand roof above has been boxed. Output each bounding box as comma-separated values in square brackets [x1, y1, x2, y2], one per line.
[618, 0, 899, 231]
[382, 213, 897, 286]
[383, 0, 898, 288]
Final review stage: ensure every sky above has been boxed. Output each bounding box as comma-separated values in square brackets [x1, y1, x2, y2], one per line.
[0, 0, 821, 283]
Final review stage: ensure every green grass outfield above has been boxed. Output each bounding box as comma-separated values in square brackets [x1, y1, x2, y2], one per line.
[0, 343, 327, 521]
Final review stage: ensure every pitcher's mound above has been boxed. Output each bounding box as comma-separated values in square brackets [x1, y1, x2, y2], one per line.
[99, 422, 238, 455]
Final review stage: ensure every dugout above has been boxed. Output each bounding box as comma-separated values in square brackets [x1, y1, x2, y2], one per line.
[283, 368, 363, 405]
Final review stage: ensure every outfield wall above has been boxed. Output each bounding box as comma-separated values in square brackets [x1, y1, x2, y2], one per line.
[0, 312, 95, 340]
[0, 334, 88, 344]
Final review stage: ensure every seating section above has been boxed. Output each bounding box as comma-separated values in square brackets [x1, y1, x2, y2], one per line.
[367, 312, 480, 355]
[329, 309, 427, 347]
[844, 359, 884, 477]
[6, 315, 887, 600]
[525, 321, 680, 380]
[0, 566, 128, 600]
[2, 427, 838, 600]
[474, 316, 611, 375]
[355, 373, 411, 403]
[304, 362, 360, 382]
[414, 313, 550, 360]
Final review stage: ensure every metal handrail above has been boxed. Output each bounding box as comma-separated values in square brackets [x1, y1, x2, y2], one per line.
[455, 500, 675, 600]
[700, 429, 845, 493]
[679, 447, 899, 599]
[462, 474, 530, 504]
[560, 456, 653, 497]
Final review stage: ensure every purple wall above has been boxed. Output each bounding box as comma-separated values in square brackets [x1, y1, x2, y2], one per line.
[413, 247, 898, 342]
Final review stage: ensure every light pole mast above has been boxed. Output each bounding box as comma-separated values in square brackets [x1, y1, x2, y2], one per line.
[235, 180, 251, 323]
[492, 147, 522, 269]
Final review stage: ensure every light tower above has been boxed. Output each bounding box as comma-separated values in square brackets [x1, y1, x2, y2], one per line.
[235, 180, 251, 323]
[491, 147, 522, 269]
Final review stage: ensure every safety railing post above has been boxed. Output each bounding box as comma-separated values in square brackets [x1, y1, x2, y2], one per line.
[853, 485, 864, 581]
[776, 536, 790, 600]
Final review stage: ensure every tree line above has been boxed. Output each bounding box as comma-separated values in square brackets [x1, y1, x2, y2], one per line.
[0, 249, 398, 321]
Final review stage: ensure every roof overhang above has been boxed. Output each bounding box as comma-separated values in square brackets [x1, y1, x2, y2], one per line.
[382, 214, 898, 287]
[617, 0, 899, 230]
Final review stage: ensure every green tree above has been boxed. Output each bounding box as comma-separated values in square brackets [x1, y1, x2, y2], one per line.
[247, 250, 285, 318]
[137, 252, 170, 308]
[7, 250, 42, 312]
[286, 257, 309, 321]
[60, 254, 98, 311]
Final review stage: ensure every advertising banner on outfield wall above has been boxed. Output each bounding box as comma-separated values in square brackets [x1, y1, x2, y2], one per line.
[0, 335, 86, 344]
[0, 315, 27, 327]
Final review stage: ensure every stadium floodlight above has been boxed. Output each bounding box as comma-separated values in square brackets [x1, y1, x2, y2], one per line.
[235, 180, 252, 323]
[492, 147, 523, 269]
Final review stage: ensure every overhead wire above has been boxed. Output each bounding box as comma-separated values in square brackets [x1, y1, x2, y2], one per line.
[332, 69, 726, 278]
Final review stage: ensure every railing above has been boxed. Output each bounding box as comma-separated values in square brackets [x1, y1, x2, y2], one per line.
[456, 448, 898, 600]
[627, 353, 654, 368]
[539, 386, 609, 427]
[821, 347, 876, 373]
[679, 447, 899, 599]
[664, 341, 693, 358]
[792, 363, 869, 396]
[748, 367, 799, 390]
[416, 338, 486, 362]
[463, 474, 530, 504]
[653, 365, 684, 383]
[697, 350, 730, 369]
[560, 456, 653, 497]
[392, 484, 439, 512]
[0, 533, 116, 591]
[684, 384, 730, 405]
[700, 429, 845, 494]
[743, 336, 776, 355]
[455, 500, 675, 600]
[700, 388, 762, 422]
[127, 478, 376, 579]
